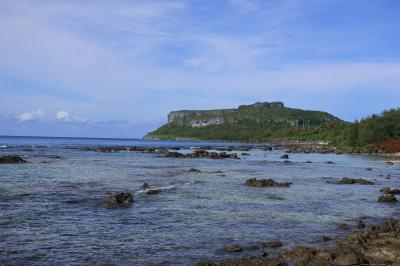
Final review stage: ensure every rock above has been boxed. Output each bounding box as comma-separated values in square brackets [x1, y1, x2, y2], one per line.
[357, 220, 366, 229]
[380, 187, 400, 194]
[386, 161, 394, 165]
[141, 182, 150, 190]
[217, 174, 226, 177]
[338, 223, 350, 231]
[325, 161, 334, 164]
[245, 178, 292, 188]
[166, 150, 239, 159]
[197, 256, 287, 266]
[165, 151, 186, 158]
[201, 220, 400, 266]
[262, 241, 283, 248]
[223, 244, 242, 252]
[314, 236, 331, 242]
[0, 155, 27, 164]
[280, 154, 289, 159]
[337, 177, 374, 185]
[365, 167, 372, 171]
[107, 192, 134, 208]
[241, 153, 250, 156]
[189, 168, 201, 172]
[305, 161, 312, 163]
[378, 194, 397, 202]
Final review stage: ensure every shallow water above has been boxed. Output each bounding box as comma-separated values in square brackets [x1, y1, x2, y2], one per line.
[0, 136, 399, 265]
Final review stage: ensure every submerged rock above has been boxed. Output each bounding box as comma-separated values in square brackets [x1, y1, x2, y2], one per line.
[0, 155, 27, 164]
[378, 194, 397, 202]
[336, 177, 374, 185]
[280, 154, 289, 159]
[245, 178, 292, 188]
[189, 168, 201, 172]
[261, 241, 283, 248]
[107, 192, 134, 208]
[223, 245, 243, 253]
[314, 236, 332, 242]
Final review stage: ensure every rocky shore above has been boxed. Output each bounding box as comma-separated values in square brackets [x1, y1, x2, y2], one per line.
[197, 219, 400, 266]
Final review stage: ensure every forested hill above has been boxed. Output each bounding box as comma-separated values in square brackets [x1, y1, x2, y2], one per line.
[146, 102, 400, 153]
[146, 102, 343, 143]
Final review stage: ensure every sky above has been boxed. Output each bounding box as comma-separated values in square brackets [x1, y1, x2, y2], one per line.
[0, 0, 400, 138]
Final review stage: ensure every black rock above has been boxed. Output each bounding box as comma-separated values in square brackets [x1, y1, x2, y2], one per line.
[107, 192, 134, 208]
[0, 155, 27, 164]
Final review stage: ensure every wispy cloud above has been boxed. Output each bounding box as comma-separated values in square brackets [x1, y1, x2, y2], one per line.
[0, 0, 400, 137]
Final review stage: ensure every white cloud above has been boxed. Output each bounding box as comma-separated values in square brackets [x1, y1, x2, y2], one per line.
[18, 109, 44, 122]
[56, 110, 70, 121]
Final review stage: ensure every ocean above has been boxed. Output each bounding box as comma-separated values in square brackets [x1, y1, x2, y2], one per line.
[0, 136, 399, 265]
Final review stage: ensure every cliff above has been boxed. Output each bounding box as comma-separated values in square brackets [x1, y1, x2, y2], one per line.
[146, 102, 343, 142]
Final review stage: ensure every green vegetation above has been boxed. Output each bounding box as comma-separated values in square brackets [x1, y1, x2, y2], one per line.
[337, 108, 400, 150]
[147, 103, 400, 152]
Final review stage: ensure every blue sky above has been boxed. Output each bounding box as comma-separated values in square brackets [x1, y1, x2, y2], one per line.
[0, 0, 400, 138]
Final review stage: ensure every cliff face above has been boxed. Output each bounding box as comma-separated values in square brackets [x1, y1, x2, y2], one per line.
[167, 102, 288, 128]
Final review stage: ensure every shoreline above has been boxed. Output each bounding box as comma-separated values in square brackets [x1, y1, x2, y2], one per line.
[197, 218, 400, 266]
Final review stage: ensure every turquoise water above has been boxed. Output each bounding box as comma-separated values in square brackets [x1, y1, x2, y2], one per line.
[0, 136, 399, 265]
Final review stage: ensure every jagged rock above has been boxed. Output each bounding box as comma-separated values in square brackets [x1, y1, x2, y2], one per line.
[280, 154, 289, 159]
[246, 178, 292, 188]
[378, 194, 397, 202]
[0, 155, 27, 164]
[199, 220, 400, 266]
[107, 192, 134, 208]
[337, 177, 374, 185]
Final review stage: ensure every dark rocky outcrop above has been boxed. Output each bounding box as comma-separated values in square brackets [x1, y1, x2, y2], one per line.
[198, 220, 400, 266]
[0, 155, 27, 164]
[335, 177, 374, 185]
[280, 154, 289, 159]
[107, 192, 134, 208]
[378, 194, 397, 202]
[245, 178, 292, 188]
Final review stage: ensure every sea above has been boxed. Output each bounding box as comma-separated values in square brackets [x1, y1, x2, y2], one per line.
[0, 136, 399, 265]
